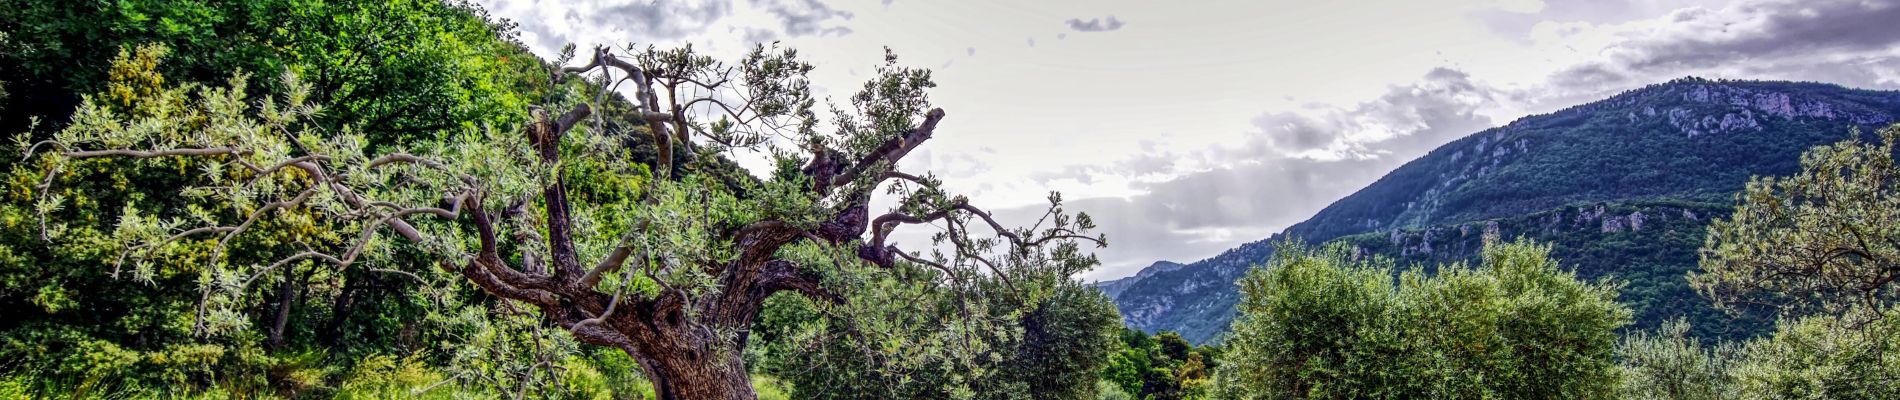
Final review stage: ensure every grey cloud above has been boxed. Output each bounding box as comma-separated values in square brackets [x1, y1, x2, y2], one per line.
[1239, 68, 1493, 158]
[1127, 158, 1386, 231]
[1192, 69, 1494, 225]
[737, 26, 778, 44]
[1614, 0, 1900, 71]
[1059, 157, 1395, 279]
[1548, 63, 1633, 90]
[1028, 145, 1197, 186]
[1349, 68, 1494, 157]
[515, 16, 577, 53]
[591, 0, 735, 40]
[1005, 197, 1247, 278]
[583, 0, 852, 44]
[1068, 69, 1496, 278]
[752, 0, 855, 37]
[1475, 0, 1697, 39]
[1065, 16, 1126, 32]
[1248, 114, 1335, 152]
[905, 149, 990, 181]
[1528, 0, 1900, 113]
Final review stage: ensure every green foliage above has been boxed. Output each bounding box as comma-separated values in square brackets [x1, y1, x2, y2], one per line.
[1616, 319, 1743, 400]
[1098, 328, 1221, 400]
[1011, 281, 1125, 399]
[0, 1, 606, 397]
[1658, 126, 1900, 400]
[1095, 380, 1135, 400]
[1693, 124, 1900, 319]
[0, 0, 562, 396]
[1613, 309, 1900, 400]
[1331, 200, 1773, 342]
[759, 279, 1121, 399]
[1214, 239, 1630, 399]
[7, 3, 1107, 396]
[331, 354, 449, 399]
[1727, 307, 1900, 399]
[0, 0, 541, 141]
[2, 45, 665, 398]
[752, 375, 794, 400]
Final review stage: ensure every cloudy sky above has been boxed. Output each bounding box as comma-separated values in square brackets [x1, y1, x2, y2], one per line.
[474, 0, 1900, 281]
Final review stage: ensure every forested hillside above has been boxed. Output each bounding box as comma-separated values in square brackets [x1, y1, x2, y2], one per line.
[1109, 79, 1900, 343]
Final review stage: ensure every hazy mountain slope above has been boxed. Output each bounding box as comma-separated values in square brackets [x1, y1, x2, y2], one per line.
[1108, 78, 1900, 343]
[1096, 261, 1186, 299]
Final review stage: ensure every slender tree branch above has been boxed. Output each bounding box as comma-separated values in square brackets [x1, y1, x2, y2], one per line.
[828, 108, 947, 190]
[64, 147, 242, 159]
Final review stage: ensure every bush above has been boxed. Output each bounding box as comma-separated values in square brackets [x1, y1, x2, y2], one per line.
[1616, 319, 1743, 400]
[1215, 239, 1630, 399]
[1729, 308, 1900, 399]
[1096, 380, 1135, 400]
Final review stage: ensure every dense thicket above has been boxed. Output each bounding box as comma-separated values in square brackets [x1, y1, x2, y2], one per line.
[0, 0, 539, 139]
[1098, 329, 1221, 400]
[753, 278, 1122, 399]
[0, 1, 563, 396]
[1213, 240, 1630, 399]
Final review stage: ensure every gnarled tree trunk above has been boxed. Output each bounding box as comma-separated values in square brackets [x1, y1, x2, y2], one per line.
[623, 323, 755, 400]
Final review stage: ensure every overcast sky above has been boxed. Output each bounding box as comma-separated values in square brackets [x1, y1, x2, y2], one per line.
[474, 0, 1900, 281]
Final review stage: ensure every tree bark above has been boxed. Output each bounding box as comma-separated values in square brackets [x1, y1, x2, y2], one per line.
[267, 265, 295, 350]
[627, 331, 756, 400]
[323, 273, 357, 348]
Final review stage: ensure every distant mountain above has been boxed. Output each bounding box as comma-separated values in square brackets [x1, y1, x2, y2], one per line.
[1096, 261, 1185, 299]
[1108, 78, 1900, 343]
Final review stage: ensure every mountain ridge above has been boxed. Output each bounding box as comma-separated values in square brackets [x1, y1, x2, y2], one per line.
[1108, 77, 1900, 343]
[1095, 260, 1185, 299]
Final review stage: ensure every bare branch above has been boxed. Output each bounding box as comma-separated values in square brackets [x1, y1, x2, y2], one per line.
[879, 170, 928, 186]
[65, 147, 242, 159]
[113, 225, 237, 278]
[760, 259, 840, 303]
[205, 187, 322, 271]
[828, 108, 947, 190]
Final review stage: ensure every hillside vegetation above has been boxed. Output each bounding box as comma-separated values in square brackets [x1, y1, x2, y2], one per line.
[1108, 79, 1900, 343]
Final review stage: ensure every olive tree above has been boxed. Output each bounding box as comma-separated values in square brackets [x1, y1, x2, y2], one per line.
[1213, 240, 1629, 399]
[19, 43, 1102, 400]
